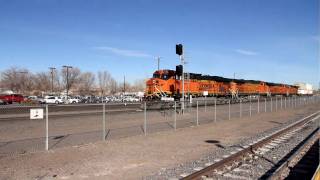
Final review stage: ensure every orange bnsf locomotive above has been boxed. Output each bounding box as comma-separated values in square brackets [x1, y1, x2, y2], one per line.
[145, 66, 298, 100]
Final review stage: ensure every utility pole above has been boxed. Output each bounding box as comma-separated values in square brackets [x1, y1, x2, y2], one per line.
[62, 65, 72, 97]
[233, 73, 236, 80]
[156, 56, 161, 71]
[49, 67, 56, 94]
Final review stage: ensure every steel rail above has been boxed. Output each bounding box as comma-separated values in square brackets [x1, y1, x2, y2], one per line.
[268, 128, 319, 180]
[182, 111, 320, 180]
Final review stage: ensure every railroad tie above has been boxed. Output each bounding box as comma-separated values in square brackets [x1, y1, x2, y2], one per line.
[223, 173, 248, 180]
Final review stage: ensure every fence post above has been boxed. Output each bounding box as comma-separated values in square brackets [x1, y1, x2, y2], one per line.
[281, 97, 283, 109]
[45, 104, 49, 151]
[264, 98, 267, 112]
[289, 97, 291, 108]
[196, 101, 199, 126]
[249, 96, 252, 117]
[102, 103, 106, 141]
[257, 97, 259, 114]
[285, 97, 287, 109]
[205, 97, 207, 112]
[214, 98, 217, 122]
[271, 97, 273, 112]
[174, 101, 177, 130]
[144, 101, 147, 136]
[275, 97, 278, 111]
[240, 99, 242, 118]
[228, 99, 231, 120]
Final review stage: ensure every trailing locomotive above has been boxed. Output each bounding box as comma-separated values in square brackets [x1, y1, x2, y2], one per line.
[145, 66, 298, 100]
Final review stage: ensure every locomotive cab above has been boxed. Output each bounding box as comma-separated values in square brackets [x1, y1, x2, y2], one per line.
[145, 70, 176, 99]
[153, 70, 175, 80]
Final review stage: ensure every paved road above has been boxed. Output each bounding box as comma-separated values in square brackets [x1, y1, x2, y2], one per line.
[0, 103, 141, 120]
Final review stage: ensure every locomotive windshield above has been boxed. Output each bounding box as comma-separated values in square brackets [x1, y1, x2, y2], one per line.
[153, 73, 160, 78]
[153, 73, 170, 79]
[153, 70, 175, 80]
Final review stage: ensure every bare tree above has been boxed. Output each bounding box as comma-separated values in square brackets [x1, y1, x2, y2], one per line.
[34, 72, 51, 93]
[78, 72, 95, 95]
[0, 67, 33, 94]
[98, 70, 114, 96]
[61, 67, 81, 94]
[110, 78, 117, 95]
[23, 73, 35, 95]
[131, 79, 146, 91]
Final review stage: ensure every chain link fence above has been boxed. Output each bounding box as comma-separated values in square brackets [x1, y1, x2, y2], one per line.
[0, 95, 319, 155]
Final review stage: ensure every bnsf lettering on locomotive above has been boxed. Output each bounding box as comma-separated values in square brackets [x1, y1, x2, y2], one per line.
[199, 84, 212, 90]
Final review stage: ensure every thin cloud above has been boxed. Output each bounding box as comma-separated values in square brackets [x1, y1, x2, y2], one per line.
[94, 46, 152, 58]
[235, 49, 258, 56]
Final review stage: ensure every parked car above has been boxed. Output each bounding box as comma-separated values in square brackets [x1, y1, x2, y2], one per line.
[44, 96, 64, 104]
[28, 96, 45, 104]
[123, 96, 140, 102]
[62, 96, 80, 104]
[0, 99, 7, 105]
[0, 94, 24, 104]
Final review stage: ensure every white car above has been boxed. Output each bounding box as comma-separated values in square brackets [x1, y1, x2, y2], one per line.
[123, 96, 140, 102]
[28, 96, 45, 104]
[44, 96, 64, 104]
[62, 96, 80, 104]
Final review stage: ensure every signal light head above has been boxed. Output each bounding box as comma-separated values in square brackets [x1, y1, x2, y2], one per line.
[176, 44, 183, 55]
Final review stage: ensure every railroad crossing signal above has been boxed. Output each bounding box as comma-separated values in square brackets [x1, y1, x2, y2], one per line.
[176, 44, 183, 55]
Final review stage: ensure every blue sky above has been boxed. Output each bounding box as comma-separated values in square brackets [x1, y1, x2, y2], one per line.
[0, 0, 319, 87]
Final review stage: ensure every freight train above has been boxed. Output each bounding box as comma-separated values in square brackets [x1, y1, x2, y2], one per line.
[145, 66, 299, 100]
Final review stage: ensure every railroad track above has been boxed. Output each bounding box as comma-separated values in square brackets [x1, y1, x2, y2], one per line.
[181, 111, 320, 180]
[267, 129, 319, 179]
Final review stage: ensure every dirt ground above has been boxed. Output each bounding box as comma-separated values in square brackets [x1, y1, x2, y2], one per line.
[0, 103, 319, 180]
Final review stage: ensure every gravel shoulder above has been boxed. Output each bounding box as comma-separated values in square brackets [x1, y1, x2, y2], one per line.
[0, 103, 319, 180]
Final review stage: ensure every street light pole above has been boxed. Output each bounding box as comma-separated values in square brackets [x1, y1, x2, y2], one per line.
[62, 65, 72, 97]
[49, 67, 56, 94]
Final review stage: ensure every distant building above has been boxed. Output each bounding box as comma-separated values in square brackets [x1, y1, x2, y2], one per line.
[294, 83, 313, 95]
